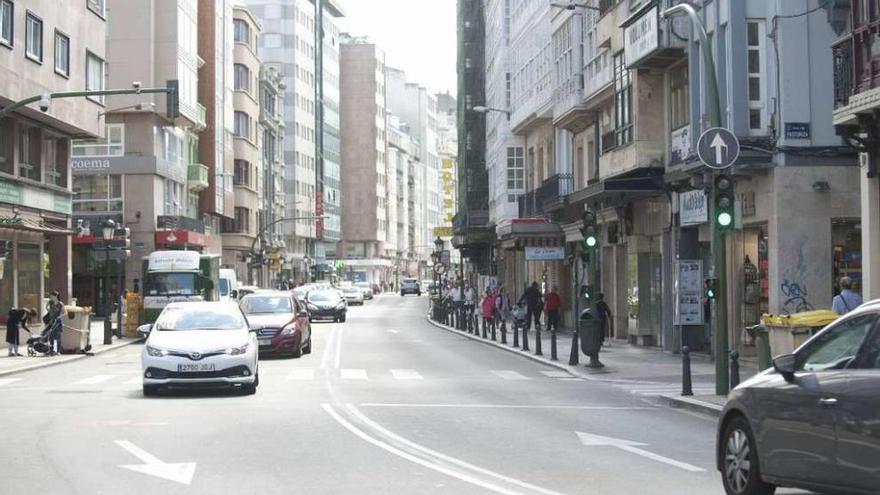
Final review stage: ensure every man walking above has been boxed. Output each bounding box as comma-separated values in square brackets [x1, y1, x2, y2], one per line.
[518, 281, 543, 351]
[832, 277, 863, 315]
[544, 285, 561, 334]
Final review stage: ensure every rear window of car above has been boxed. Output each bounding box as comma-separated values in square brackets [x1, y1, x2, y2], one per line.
[404, 279, 418, 284]
[308, 290, 342, 303]
[240, 296, 293, 314]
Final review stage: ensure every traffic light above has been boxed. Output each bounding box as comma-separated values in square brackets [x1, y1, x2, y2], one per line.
[705, 278, 718, 300]
[580, 209, 598, 251]
[166, 79, 180, 119]
[580, 284, 594, 302]
[714, 175, 735, 230]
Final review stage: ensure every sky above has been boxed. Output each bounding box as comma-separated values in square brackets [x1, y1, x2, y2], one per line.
[336, 0, 457, 95]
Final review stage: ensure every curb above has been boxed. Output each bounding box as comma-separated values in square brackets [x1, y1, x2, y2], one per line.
[656, 394, 724, 418]
[0, 338, 143, 377]
[424, 315, 600, 381]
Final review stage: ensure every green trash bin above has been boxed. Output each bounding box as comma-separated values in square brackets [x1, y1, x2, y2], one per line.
[746, 324, 771, 371]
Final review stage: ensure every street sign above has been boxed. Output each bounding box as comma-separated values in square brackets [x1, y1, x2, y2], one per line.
[433, 226, 453, 237]
[697, 127, 739, 170]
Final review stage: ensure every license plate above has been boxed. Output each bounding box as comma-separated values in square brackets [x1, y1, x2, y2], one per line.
[177, 363, 215, 373]
[258, 338, 272, 346]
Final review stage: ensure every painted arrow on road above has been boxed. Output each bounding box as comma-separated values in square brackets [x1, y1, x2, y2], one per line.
[115, 440, 197, 485]
[575, 431, 704, 472]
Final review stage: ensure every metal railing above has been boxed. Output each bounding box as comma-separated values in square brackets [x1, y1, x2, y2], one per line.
[833, 41, 853, 110]
[157, 215, 206, 233]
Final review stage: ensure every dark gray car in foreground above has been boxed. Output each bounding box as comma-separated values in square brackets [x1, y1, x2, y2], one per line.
[717, 301, 880, 495]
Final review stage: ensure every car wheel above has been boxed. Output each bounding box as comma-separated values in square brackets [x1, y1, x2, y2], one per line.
[291, 344, 302, 358]
[143, 385, 159, 397]
[339, 314, 346, 323]
[303, 336, 312, 354]
[400, 292, 404, 296]
[721, 416, 775, 495]
[241, 381, 257, 395]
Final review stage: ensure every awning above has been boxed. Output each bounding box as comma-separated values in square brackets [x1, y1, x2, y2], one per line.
[0, 217, 73, 236]
[568, 168, 666, 206]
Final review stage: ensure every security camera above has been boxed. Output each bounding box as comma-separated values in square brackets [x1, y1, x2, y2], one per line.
[38, 93, 50, 112]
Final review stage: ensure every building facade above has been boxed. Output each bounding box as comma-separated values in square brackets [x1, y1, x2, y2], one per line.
[0, 0, 107, 317]
[71, 0, 207, 316]
[318, 1, 344, 273]
[258, 64, 286, 288]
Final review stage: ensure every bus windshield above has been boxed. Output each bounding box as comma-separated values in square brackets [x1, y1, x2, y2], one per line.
[145, 273, 198, 296]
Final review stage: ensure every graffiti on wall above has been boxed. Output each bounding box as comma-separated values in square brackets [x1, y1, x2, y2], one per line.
[779, 237, 815, 314]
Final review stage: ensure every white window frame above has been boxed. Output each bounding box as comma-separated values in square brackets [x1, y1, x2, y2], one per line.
[87, 0, 106, 18]
[506, 146, 524, 191]
[0, 0, 12, 47]
[72, 124, 124, 157]
[54, 30, 70, 77]
[25, 11, 42, 63]
[747, 20, 767, 136]
[86, 51, 106, 104]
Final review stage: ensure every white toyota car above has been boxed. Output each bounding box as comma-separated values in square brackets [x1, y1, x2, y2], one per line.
[139, 301, 259, 396]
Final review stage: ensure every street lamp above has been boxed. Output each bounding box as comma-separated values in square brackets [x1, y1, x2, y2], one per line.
[549, 1, 600, 11]
[472, 105, 510, 117]
[101, 219, 116, 343]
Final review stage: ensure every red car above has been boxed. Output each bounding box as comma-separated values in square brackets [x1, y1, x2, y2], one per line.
[239, 291, 312, 358]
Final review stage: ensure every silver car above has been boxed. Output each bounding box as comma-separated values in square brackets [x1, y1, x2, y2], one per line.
[716, 300, 880, 495]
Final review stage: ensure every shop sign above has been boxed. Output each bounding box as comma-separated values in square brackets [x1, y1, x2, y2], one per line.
[624, 6, 659, 67]
[525, 246, 565, 261]
[679, 190, 708, 226]
[0, 180, 22, 204]
[146, 250, 201, 271]
[670, 126, 691, 164]
[784, 122, 810, 140]
[0, 214, 22, 225]
[674, 260, 704, 325]
[71, 158, 111, 171]
[433, 226, 453, 237]
[53, 194, 72, 215]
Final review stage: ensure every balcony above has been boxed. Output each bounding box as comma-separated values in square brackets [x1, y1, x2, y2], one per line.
[598, 0, 617, 16]
[157, 215, 206, 234]
[832, 27, 880, 127]
[833, 42, 853, 110]
[195, 103, 207, 131]
[553, 78, 590, 132]
[187, 163, 210, 192]
[517, 174, 572, 217]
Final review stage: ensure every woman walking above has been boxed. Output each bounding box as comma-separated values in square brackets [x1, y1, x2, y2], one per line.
[6, 307, 37, 356]
[44, 291, 65, 356]
[494, 287, 511, 344]
[480, 287, 496, 340]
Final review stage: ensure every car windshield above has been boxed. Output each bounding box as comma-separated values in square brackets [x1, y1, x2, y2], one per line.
[155, 306, 245, 331]
[219, 278, 231, 296]
[404, 279, 417, 284]
[240, 296, 293, 314]
[308, 290, 340, 303]
[144, 273, 197, 296]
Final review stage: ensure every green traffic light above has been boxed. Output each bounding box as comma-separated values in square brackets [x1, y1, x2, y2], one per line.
[717, 212, 733, 227]
[586, 236, 597, 247]
[706, 289, 715, 299]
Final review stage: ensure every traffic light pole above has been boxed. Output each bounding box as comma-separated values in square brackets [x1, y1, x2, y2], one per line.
[712, 183, 730, 395]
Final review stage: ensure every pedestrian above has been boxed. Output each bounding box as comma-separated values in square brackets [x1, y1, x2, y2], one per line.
[544, 285, 561, 334]
[480, 287, 496, 336]
[44, 290, 65, 356]
[450, 282, 464, 328]
[464, 282, 476, 321]
[494, 287, 510, 326]
[119, 289, 129, 324]
[595, 292, 614, 346]
[518, 281, 543, 331]
[832, 276, 863, 315]
[6, 307, 37, 357]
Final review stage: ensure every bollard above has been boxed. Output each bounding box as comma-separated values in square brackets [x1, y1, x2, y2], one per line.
[550, 328, 557, 361]
[569, 326, 579, 365]
[730, 350, 740, 389]
[681, 346, 693, 396]
[534, 323, 542, 356]
[481, 317, 488, 339]
[522, 323, 530, 351]
[513, 321, 519, 348]
[500, 320, 507, 344]
[491, 318, 497, 341]
[103, 318, 113, 345]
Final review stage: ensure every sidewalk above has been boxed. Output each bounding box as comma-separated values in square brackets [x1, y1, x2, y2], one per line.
[426, 315, 752, 417]
[0, 318, 142, 377]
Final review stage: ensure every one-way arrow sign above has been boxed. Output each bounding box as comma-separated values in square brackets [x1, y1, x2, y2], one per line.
[115, 439, 197, 485]
[697, 127, 739, 170]
[575, 431, 705, 472]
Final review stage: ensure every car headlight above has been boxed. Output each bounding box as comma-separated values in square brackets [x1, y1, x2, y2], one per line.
[281, 324, 298, 336]
[336, 301, 346, 309]
[146, 345, 167, 357]
[225, 343, 249, 355]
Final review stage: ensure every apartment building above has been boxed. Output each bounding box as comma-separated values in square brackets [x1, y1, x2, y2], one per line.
[339, 36, 391, 284]
[222, 5, 262, 283]
[386, 114, 420, 279]
[0, 0, 106, 315]
[70, 0, 207, 315]
[318, 1, 344, 273]
[258, 65, 285, 288]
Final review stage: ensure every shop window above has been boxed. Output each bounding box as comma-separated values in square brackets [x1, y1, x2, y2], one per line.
[17, 243, 41, 310]
[72, 174, 122, 212]
[18, 125, 42, 181]
[44, 135, 68, 187]
[72, 124, 124, 157]
[0, 118, 12, 175]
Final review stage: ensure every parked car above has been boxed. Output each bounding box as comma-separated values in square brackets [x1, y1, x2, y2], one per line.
[716, 300, 880, 495]
[236, 285, 264, 299]
[139, 301, 259, 396]
[218, 268, 239, 302]
[292, 286, 309, 306]
[239, 291, 311, 358]
[305, 289, 347, 323]
[355, 281, 374, 299]
[400, 277, 421, 296]
[341, 286, 365, 306]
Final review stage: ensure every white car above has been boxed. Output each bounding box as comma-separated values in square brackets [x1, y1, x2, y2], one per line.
[341, 286, 365, 305]
[400, 278, 421, 296]
[140, 301, 259, 396]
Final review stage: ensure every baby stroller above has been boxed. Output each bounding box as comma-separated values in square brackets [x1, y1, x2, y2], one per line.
[510, 304, 528, 333]
[26, 325, 53, 356]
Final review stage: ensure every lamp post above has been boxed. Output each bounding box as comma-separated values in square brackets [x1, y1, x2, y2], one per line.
[101, 219, 116, 344]
[433, 237, 444, 321]
[471, 105, 510, 117]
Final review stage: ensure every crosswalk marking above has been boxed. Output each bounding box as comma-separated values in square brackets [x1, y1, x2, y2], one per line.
[390, 369, 423, 380]
[74, 374, 117, 385]
[540, 370, 573, 378]
[490, 370, 531, 381]
[287, 368, 316, 381]
[0, 378, 22, 387]
[340, 368, 368, 380]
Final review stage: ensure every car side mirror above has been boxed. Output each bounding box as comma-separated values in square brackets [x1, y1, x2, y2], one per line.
[137, 324, 152, 335]
[231, 290, 239, 299]
[773, 354, 797, 381]
[297, 310, 308, 319]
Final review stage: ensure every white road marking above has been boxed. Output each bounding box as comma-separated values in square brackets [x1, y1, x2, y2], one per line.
[390, 369, 423, 380]
[540, 370, 573, 378]
[489, 370, 531, 381]
[358, 403, 653, 410]
[559, 378, 584, 382]
[287, 368, 316, 381]
[340, 368, 367, 380]
[333, 324, 344, 369]
[345, 404, 569, 495]
[576, 431, 705, 472]
[115, 440, 197, 485]
[0, 378, 22, 387]
[387, 329, 399, 334]
[75, 374, 117, 385]
[319, 324, 336, 370]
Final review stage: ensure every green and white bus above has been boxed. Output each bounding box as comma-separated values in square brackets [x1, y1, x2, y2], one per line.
[141, 251, 221, 323]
